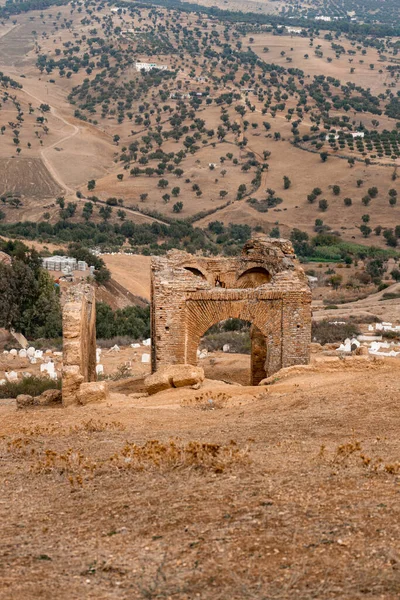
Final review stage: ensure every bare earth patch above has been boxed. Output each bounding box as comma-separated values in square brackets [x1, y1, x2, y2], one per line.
[0, 157, 62, 199]
[1, 359, 399, 599]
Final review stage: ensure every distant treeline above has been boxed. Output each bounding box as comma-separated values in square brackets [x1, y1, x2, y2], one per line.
[115, 0, 400, 37]
[0, 0, 68, 18]
[0, 219, 255, 256]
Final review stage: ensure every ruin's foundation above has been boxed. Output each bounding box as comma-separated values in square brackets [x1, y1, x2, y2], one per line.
[150, 237, 312, 384]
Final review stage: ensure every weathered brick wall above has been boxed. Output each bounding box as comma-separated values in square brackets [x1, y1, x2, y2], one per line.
[62, 284, 96, 406]
[151, 236, 312, 383]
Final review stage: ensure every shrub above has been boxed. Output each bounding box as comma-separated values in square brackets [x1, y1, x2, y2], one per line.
[0, 376, 61, 399]
[201, 331, 251, 354]
[311, 320, 360, 345]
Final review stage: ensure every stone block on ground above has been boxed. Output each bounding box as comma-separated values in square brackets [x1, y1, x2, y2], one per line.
[17, 389, 62, 409]
[144, 370, 171, 395]
[78, 381, 109, 405]
[145, 364, 205, 395]
[16, 394, 34, 409]
[37, 389, 62, 406]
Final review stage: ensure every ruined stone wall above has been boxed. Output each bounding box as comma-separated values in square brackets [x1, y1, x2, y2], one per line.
[151, 237, 312, 383]
[62, 284, 96, 406]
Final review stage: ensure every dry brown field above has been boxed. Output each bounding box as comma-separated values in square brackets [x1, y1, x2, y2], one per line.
[102, 254, 152, 301]
[0, 157, 62, 198]
[1, 357, 400, 599]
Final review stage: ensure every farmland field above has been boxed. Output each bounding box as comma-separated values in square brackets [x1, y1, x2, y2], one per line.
[0, 158, 62, 199]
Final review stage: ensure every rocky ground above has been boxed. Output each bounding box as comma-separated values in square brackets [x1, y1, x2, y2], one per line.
[1, 356, 399, 599]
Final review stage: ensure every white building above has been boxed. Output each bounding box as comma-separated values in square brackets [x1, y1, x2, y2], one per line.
[42, 255, 88, 272]
[135, 62, 168, 72]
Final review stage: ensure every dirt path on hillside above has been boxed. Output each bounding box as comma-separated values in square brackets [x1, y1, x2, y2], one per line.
[16, 87, 79, 195]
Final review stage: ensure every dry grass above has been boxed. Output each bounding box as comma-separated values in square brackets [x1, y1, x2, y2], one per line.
[7, 437, 250, 488]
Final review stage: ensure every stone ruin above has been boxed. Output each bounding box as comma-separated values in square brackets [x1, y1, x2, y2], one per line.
[61, 283, 98, 406]
[57, 237, 311, 404]
[150, 237, 312, 384]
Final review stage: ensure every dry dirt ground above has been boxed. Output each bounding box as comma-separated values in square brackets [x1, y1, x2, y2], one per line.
[0, 157, 62, 199]
[1, 357, 400, 599]
[102, 255, 152, 302]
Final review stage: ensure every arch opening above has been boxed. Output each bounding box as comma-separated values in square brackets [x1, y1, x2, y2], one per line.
[236, 267, 271, 288]
[183, 266, 206, 280]
[198, 318, 261, 385]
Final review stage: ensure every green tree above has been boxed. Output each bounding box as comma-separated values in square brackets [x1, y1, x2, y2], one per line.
[360, 225, 372, 238]
[171, 187, 180, 197]
[173, 201, 183, 213]
[283, 175, 291, 190]
[82, 201, 93, 222]
[99, 205, 112, 221]
[319, 199, 328, 211]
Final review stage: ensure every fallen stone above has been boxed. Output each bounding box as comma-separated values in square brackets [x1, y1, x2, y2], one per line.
[310, 342, 322, 353]
[16, 394, 34, 409]
[144, 370, 170, 395]
[78, 381, 109, 405]
[145, 365, 205, 395]
[37, 389, 62, 406]
[356, 346, 369, 356]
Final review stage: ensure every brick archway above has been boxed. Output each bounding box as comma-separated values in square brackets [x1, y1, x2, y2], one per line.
[150, 237, 312, 383]
[185, 296, 283, 384]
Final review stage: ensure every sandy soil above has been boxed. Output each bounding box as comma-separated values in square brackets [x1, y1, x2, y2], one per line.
[1, 357, 399, 599]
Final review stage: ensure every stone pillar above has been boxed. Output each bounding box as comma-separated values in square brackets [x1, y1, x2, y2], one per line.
[62, 284, 96, 406]
[250, 325, 267, 385]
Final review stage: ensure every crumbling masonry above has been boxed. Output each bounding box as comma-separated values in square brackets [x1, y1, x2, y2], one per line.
[62, 284, 96, 406]
[151, 237, 312, 384]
